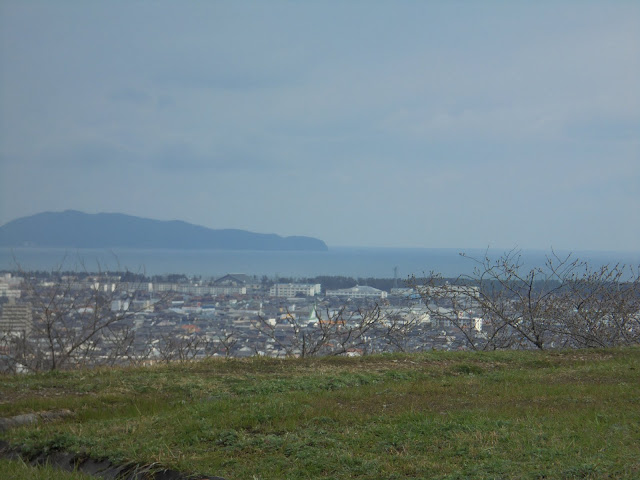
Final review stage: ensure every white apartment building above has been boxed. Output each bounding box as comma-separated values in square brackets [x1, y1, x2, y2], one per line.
[155, 283, 246, 296]
[0, 283, 20, 299]
[269, 283, 322, 298]
[325, 285, 388, 299]
[425, 285, 479, 298]
[0, 300, 32, 334]
[0, 273, 21, 299]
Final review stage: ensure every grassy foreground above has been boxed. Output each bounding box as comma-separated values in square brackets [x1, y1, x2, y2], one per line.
[0, 458, 93, 480]
[1, 348, 639, 480]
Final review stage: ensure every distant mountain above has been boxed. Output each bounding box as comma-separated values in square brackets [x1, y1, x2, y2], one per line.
[0, 211, 328, 251]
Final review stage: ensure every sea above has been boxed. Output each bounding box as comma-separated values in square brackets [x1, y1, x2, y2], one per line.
[2, 247, 639, 280]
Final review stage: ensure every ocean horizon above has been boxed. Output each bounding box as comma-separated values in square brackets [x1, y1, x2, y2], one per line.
[2, 246, 638, 280]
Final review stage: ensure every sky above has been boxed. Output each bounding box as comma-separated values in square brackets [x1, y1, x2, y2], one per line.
[1, 1, 638, 251]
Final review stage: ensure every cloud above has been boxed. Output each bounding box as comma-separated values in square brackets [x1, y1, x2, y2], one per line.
[42, 140, 136, 170]
[108, 88, 154, 106]
[149, 139, 290, 173]
[1, 2, 638, 250]
[564, 115, 640, 142]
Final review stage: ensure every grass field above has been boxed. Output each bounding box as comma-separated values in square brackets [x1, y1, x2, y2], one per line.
[0, 458, 93, 480]
[1, 348, 639, 479]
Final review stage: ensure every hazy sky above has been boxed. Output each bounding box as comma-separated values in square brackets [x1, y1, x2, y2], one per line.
[1, 1, 638, 251]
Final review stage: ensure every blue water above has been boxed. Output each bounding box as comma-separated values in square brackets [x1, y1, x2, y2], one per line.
[1, 247, 638, 279]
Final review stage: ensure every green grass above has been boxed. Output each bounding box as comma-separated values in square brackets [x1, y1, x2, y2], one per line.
[2, 348, 640, 479]
[0, 458, 93, 479]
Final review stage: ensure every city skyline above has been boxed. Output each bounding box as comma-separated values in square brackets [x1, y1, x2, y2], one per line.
[1, 2, 638, 252]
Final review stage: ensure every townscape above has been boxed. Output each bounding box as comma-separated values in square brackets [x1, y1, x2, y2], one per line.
[2, 250, 639, 373]
[0, 270, 461, 372]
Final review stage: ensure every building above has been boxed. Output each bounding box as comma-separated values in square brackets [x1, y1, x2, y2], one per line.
[155, 283, 246, 296]
[0, 274, 21, 299]
[269, 283, 322, 298]
[325, 285, 388, 300]
[213, 274, 261, 291]
[0, 300, 32, 335]
[424, 285, 479, 299]
[0, 283, 21, 299]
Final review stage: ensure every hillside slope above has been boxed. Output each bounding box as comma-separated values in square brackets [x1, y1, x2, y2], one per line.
[1, 349, 639, 479]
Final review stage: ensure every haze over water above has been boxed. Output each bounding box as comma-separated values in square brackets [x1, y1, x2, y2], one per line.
[3, 247, 638, 280]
